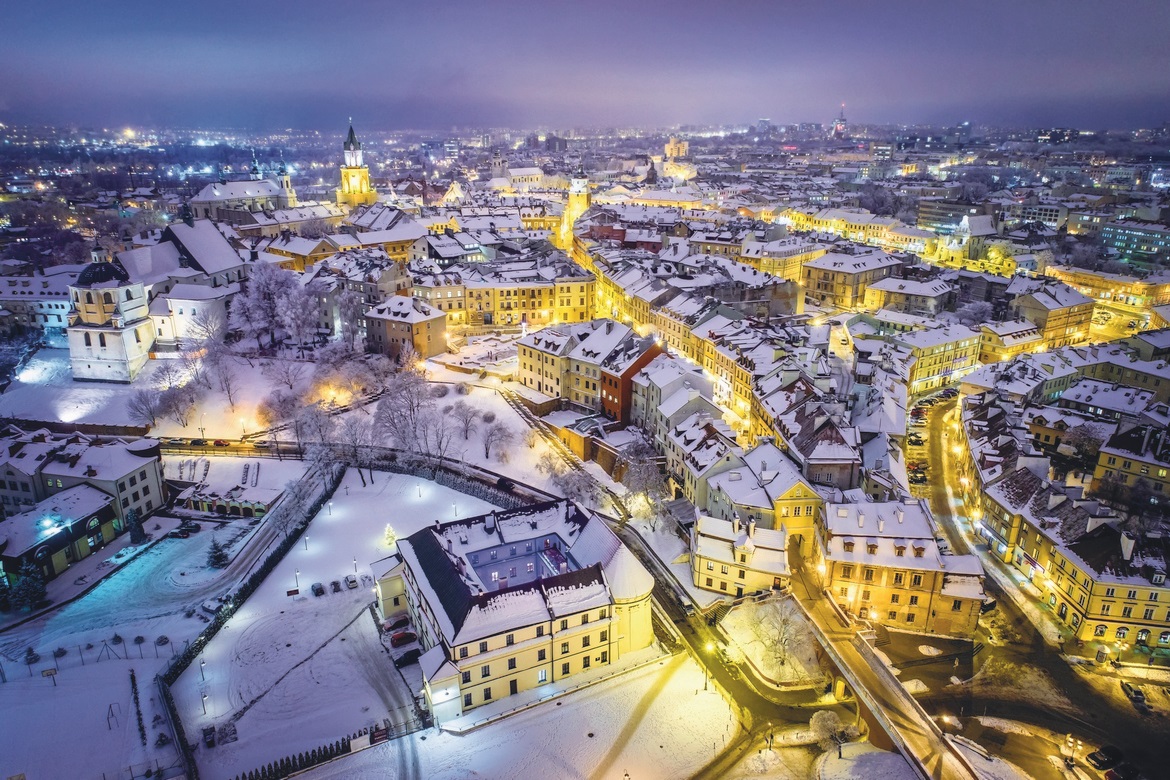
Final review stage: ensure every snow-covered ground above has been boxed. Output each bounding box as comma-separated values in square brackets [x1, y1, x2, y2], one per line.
[721, 599, 825, 685]
[949, 736, 1031, 780]
[298, 652, 739, 780]
[813, 741, 916, 780]
[176, 470, 499, 780]
[433, 332, 520, 378]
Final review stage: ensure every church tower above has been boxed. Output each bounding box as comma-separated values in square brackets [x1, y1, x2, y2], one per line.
[558, 164, 591, 249]
[490, 148, 507, 181]
[337, 120, 378, 210]
[277, 156, 298, 209]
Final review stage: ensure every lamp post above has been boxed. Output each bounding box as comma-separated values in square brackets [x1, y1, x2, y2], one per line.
[453, 500, 458, 518]
[328, 501, 333, 516]
[295, 569, 300, 588]
[304, 535, 309, 551]
[417, 483, 422, 498]
[200, 413, 206, 440]
[199, 658, 206, 681]
[353, 557, 358, 574]
[201, 693, 208, 715]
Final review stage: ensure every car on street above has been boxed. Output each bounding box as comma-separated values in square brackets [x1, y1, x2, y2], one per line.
[390, 631, 417, 647]
[311, 582, 325, 597]
[179, 521, 201, 533]
[385, 616, 410, 631]
[330, 580, 342, 593]
[213, 439, 230, 447]
[250, 440, 270, 448]
[394, 648, 423, 668]
[939, 388, 959, 398]
[908, 474, 929, 485]
[910, 420, 927, 428]
[908, 461, 929, 471]
[190, 439, 207, 446]
[345, 574, 358, 589]
[907, 437, 926, 447]
[1087, 746, 1124, 771]
[164, 437, 185, 445]
[1104, 764, 1142, 780]
[166, 529, 190, 539]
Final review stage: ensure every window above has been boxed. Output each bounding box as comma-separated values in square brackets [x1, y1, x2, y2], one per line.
[888, 611, 898, 620]
[866, 544, 878, 555]
[536, 626, 544, 637]
[583, 656, 591, 669]
[560, 642, 569, 654]
[481, 665, 490, 678]
[863, 569, 874, 582]
[861, 590, 871, 602]
[890, 594, 900, 604]
[538, 669, 547, 683]
[561, 663, 569, 676]
[483, 687, 491, 701]
[1116, 627, 1129, 639]
[461, 671, 471, 684]
[479, 641, 488, 653]
[720, 582, 727, 591]
[1127, 590, 1138, 600]
[1102, 603, 1112, 615]
[706, 561, 714, 571]
[560, 619, 568, 631]
[464, 693, 472, 707]
[1122, 606, 1133, 618]
[1144, 608, 1155, 621]
[581, 614, 589, 625]
[906, 613, 916, 623]
[1094, 625, 1107, 637]
[721, 564, 729, 575]
[508, 658, 516, 670]
[1105, 587, 1115, 597]
[738, 569, 746, 579]
[910, 574, 923, 587]
[538, 649, 547, 661]
[895, 547, 905, 557]
[893, 573, 904, 586]
[839, 587, 848, 597]
[840, 565, 854, 579]
[600, 630, 608, 642]
[1161, 632, 1170, 645]
[909, 595, 919, 606]
[506, 634, 514, 646]
[582, 636, 591, 648]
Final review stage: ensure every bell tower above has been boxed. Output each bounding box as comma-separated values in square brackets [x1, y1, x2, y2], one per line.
[559, 164, 591, 249]
[337, 119, 378, 210]
[278, 154, 298, 209]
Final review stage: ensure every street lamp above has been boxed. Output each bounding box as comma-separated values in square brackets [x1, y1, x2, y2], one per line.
[417, 483, 422, 498]
[295, 569, 300, 588]
[453, 500, 458, 518]
[199, 658, 206, 681]
[328, 501, 333, 516]
[353, 557, 358, 574]
[200, 413, 206, 440]
[704, 642, 714, 691]
[201, 693, 208, 715]
[304, 535, 309, 551]
[240, 417, 245, 438]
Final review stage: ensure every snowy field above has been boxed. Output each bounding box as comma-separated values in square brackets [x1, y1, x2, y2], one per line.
[178, 470, 499, 780]
[813, 742, 916, 780]
[0, 511, 273, 780]
[299, 653, 739, 780]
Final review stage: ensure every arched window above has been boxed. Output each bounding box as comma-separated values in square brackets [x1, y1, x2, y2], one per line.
[1137, 629, 1150, 644]
[85, 292, 93, 304]
[87, 517, 100, 531]
[1094, 625, 1107, 637]
[1116, 626, 1129, 639]
[1160, 631, 1170, 645]
[103, 292, 113, 304]
[84, 333, 91, 347]
[125, 289, 133, 301]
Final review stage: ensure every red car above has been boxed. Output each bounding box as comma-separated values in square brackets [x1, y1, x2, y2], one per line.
[390, 631, 417, 648]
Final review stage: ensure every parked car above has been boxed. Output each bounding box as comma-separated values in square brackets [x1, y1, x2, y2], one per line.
[251, 440, 270, 449]
[330, 580, 341, 593]
[180, 521, 201, 533]
[1104, 764, 1142, 780]
[1121, 681, 1146, 704]
[164, 437, 185, 445]
[390, 631, 417, 647]
[190, 439, 207, 446]
[394, 648, 423, 668]
[908, 474, 929, 485]
[202, 725, 216, 748]
[386, 616, 410, 631]
[167, 529, 190, 539]
[213, 439, 230, 447]
[345, 574, 358, 589]
[311, 582, 325, 597]
[1087, 746, 1124, 771]
[908, 461, 929, 471]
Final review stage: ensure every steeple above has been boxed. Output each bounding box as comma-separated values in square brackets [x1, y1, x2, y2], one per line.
[343, 119, 363, 168]
[249, 149, 261, 180]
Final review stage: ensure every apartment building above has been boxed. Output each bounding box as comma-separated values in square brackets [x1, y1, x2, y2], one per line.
[803, 249, 903, 310]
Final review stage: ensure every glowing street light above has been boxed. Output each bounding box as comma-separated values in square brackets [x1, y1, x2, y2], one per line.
[328, 501, 333, 516]
[294, 569, 300, 588]
[303, 535, 310, 551]
[199, 658, 206, 681]
[704, 642, 714, 691]
[201, 693, 208, 715]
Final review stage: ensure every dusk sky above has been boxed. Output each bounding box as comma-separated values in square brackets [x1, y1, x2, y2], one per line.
[2, 0, 1169, 131]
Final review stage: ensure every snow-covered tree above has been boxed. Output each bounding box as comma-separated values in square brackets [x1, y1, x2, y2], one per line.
[450, 400, 482, 440]
[126, 507, 146, 544]
[480, 421, 514, 460]
[373, 367, 432, 454]
[10, 561, 46, 611]
[337, 416, 374, 485]
[810, 710, 857, 756]
[154, 361, 184, 391]
[256, 388, 300, 428]
[126, 389, 163, 427]
[210, 357, 240, 410]
[337, 288, 366, 352]
[263, 359, 307, 391]
[553, 468, 597, 505]
[955, 300, 994, 326]
[229, 262, 298, 349]
[206, 537, 229, 569]
[160, 385, 198, 427]
[748, 599, 807, 668]
[278, 284, 319, 356]
[383, 524, 398, 549]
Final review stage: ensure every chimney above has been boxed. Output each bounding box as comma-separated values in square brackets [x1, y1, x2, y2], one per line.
[485, 512, 496, 534]
[731, 511, 741, 535]
[858, 511, 865, 529]
[878, 518, 885, 534]
[896, 506, 905, 524]
[1120, 532, 1136, 562]
[747, 518, 756, 538]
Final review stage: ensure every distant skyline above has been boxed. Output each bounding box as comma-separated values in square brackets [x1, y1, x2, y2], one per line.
[2, 0, 1169, 132]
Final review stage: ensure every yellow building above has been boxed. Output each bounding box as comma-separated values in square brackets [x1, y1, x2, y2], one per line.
[691, 515, 788, 597]
[890, 325, 982, 397]
[381, 500, 654, 724]
[816, 501, 984, 637]
[664, 136, 689, 160]
[1007, 281, 1095, 350]
[336, 123, 378, 210]
[978, 320, 1045, 364]
[802, 249, 903, 311]
[364, 295, 447, 360]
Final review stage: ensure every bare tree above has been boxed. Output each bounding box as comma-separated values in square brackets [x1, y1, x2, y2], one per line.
[211, 358, 240, 410]
[747, 599, 806, 668]
[256, 388, 300, 428]
[263, 359, 307, 391]
[337, 416, 374, 485]
[126, 389, 163, 427]
[955, 300, 994, 326]
[159, 385, 197, 427]
[186, 308, 226, 349]
[299, 216, 328, 239]
[373, 367, 433, 454]
[450, 400, 482, 440]
[810, 710, 856, 756]
[553, 468, 597, 505]
[524, 428, 540, 449]
[297, 403, 336, 449]
[480, 422, 514, 460]
[154, 361, 184, 391]
[180, 349, 212, 390]
[337, 288, 366, 351]
[419, 411, 459, 474]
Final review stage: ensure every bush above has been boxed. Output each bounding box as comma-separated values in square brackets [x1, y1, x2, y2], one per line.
[431, 384, 450, 398]
[482, 411, 496, 424]
[25, 647, 40, 664]
[53, 647, 67, 659]
[156, 635, 170, 646]
[112, 633, 124, 645]
[134, 635, 146, 645]
[456, 382, 471, 395]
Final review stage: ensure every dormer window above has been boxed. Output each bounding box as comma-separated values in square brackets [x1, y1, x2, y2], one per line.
[843, 541, 855, 553]
[895, 546, 905, 557]
[866, 544, 878, 555]
[913, 547, 924, 558]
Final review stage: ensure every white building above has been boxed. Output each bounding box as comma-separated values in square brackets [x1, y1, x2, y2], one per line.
[67, 260, 155, 382]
